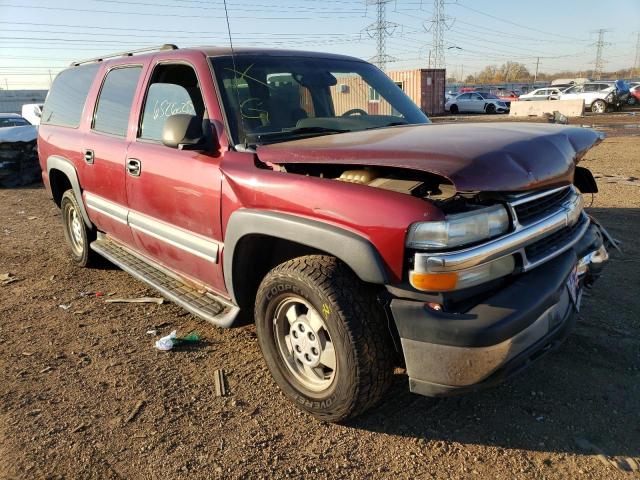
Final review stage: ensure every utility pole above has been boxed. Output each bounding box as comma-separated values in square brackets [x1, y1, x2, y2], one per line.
[364, 0, 397, 72]
[633, 31, 640, 78]
[534, 57, 540, 84]
[592, 29, 611, 80]
[424, 0, 453, 68]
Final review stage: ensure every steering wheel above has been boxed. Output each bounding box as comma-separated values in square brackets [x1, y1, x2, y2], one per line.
[342, 108, 369, 117]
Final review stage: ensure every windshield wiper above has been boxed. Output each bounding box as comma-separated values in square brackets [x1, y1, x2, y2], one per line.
[365, 121, 409, 130]
[247, 126, 350, 144]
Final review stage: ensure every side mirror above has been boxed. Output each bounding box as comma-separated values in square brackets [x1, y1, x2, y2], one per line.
[162, 114, 206, 151]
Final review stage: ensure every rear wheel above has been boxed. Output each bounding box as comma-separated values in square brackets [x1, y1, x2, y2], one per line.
[486, 103, 496, 114]
[60, 189, 98, 267]
[591, 100, 606, 114]
[450, 104, 458, 114]
[254, 255, 394, 422]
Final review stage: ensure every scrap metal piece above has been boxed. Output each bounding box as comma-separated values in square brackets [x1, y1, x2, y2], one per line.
[214, 369, 227, 397]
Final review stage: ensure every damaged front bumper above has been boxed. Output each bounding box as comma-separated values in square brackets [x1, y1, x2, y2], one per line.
[390, 222, 610, 397]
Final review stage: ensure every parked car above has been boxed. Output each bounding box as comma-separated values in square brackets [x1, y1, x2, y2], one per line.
[519, 87, 565, 101]
[628, 84, 640, 105]
[0, 118, 39, 187]
[0, 113, 31, 127]
[491, 89, 521, 106]
[559, 81, 628, 113]
[445, 92, 509, 114]
[21, 103, 44, 125]
[39, 45, 610, 422]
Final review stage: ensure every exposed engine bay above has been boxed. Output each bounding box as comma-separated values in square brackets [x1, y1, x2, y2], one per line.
[277, 163, 458, 200]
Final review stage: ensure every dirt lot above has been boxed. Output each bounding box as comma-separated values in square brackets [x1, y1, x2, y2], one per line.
[1, 121, 639, 479]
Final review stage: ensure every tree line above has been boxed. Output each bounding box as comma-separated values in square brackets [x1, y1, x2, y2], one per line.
[446, 61, 637, 84]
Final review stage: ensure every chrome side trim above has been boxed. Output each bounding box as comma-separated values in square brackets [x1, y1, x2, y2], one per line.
[128, 211, 219, 263]
[85, 192, 128, 225]
[84, 193, 220, 263]
[414, 190, 586, 273]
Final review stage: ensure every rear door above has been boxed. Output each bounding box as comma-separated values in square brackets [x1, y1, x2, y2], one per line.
[456, 93, 472, 112]
[470, 93, 485, 112]
[81, 64, 144, 246]
[124, 59, 226, 293]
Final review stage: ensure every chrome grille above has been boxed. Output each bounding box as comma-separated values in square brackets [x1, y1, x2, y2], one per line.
[524, 214, 588, 264]
[510, 186, 574, 226]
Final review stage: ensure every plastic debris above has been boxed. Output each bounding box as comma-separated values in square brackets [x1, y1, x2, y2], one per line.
[146, 329, 157, 336]
[58, 304, 71, 310]
[154, 330, 200, 351]
[106, 297, 164, 305]
[1, 273, 18, 285]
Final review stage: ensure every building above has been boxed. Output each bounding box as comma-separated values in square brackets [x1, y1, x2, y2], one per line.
[329, 69, 446, 117]
[0, 90, 48, 114]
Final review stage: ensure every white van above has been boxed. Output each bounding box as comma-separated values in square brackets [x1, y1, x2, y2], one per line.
[21, 103, 44, 125]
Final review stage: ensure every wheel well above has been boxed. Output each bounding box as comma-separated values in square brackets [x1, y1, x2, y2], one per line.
[49, 168, 72, 207]
[231, 235, 327, 322]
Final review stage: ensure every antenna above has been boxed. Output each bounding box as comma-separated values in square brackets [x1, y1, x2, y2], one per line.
[222, 0, 247, 149]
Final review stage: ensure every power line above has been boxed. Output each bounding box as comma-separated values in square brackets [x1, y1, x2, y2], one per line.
[451, 3, 587, 42]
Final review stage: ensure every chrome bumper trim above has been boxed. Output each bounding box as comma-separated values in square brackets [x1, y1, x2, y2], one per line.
[414, 189, 586, 273]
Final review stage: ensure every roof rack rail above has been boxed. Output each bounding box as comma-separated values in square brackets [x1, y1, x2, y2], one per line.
[70, 44, 178, 67]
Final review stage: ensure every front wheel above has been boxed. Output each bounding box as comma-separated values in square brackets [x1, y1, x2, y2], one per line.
[60, 189, 98, 267]
[591, 100, 606, 114]
[449, 104, 459, 114]
[254, 255, 394, 422]
[486, 103, 496, 114]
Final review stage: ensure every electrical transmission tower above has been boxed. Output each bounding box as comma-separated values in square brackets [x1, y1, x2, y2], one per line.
[364, 0, 398, 72]
[634, 32, 640, 78]
[592, 29, 611, 80]
[424, 0, 454, 69]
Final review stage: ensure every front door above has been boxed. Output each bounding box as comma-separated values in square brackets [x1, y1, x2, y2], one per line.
[124, 61, 226, 293]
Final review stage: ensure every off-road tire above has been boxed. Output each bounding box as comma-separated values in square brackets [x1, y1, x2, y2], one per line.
[60, 189, 98, 267]
[254, 255, 394, 422]
[450, 104, 459, 114]
[486, 103, 496, 114]
[591, 100, 606, 114]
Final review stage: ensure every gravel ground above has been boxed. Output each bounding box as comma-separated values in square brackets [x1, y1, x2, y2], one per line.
[1, 122, 639, 479]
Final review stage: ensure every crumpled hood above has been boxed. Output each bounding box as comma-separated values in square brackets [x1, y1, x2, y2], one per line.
[257, 122, 604, 192]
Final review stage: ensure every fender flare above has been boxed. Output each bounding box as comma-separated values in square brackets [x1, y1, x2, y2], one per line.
[47, 155, 92, 227]
[223, 209, 388, 304]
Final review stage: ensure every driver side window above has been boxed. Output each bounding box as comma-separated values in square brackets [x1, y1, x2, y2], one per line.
[139, 63, 204, 142]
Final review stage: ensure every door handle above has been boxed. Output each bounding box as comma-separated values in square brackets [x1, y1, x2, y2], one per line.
[83, 149, 94, 165]
[126, 158, 141, 177]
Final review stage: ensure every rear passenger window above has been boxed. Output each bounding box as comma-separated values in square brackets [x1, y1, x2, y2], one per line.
[139, 63, 204, 142]
[41, 63, 99, 128]
[93, 66, 142, 137]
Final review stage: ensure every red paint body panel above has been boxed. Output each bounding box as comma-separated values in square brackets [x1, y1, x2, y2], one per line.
[219, 152, 443, 283]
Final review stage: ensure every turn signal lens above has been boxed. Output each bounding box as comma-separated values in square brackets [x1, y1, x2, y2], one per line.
[409, 271, 458, 291]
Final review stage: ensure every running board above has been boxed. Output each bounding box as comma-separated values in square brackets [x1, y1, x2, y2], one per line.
[90, 235, 239, 327]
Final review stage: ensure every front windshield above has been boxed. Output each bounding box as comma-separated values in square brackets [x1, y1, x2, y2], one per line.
[210, 55, 429, 145]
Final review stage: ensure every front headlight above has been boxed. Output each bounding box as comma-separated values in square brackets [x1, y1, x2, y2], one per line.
[406, 205, 509, 250]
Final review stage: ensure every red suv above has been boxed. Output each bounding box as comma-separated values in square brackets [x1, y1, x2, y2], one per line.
[39, 45, 610, 421]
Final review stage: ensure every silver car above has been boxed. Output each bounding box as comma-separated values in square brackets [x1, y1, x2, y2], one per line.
[445, 92, 509, 114]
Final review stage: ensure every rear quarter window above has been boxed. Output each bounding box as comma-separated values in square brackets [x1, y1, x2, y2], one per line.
[41, 64, 99, 128]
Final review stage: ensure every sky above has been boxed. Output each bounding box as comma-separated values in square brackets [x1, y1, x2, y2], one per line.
[0, 0, 638, 90]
